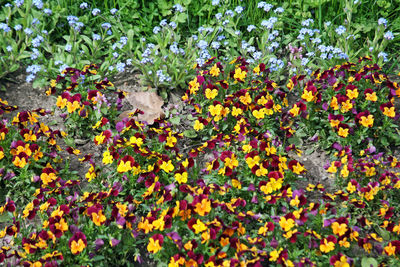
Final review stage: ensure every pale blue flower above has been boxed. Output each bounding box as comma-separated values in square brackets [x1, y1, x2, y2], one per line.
[14, 0, 24, 8]
[211, 41, 220, 49]
[212, 0, 220, 6]
[80, 2, 88, 9]
[116, 62, 125, 72]
[32, 0, 43, 9]
[169, 21, 177, 29]
[153, 26, 161, 34]
[257, 2, 266, 8]
[113, 52, 119, 58]
[384, 31, 394, 40]
[235, 6, 244, 14]
[32, 35, 43, 47]
[378, 17, 387, 27]
[6, 46, 12, 52]
[24, 28, 33, 35]
[225, 10, 234, 17]
[93, 33, 100, 40]
[92, 8, 100, 16]
[65, 44, 72, 52]
[26, 74, 35, 83]
[215, 13, 222, 20]
[247, 25, 256, 32]
[335, 25, 346, 35]
[263, 3, 273, 12]
[173, 4, 183, 13]
[378, 51, 388, 62]
[197, 40, 208, 50]
[126, 59, 132, 66]
[275, 7, 284, 13]
[14, 24, 22, 31]
[302, 19, 314, 27]
[101, 23, 111, 29]
[110, 8, 118, 15]
[43, 8, 52, 15]
[160, 19, 167, 27]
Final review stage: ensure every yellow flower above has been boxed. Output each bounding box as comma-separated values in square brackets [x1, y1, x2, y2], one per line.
[320, 239, 335, 253]
[279, 217, 295, 232]
[269, 248, 282, 261]
[233, 68, 247, 81]
[365, 92, 377, 101]
[160, 160, 174, 173]
[91, 210, 106, 226]
[252, 109, 265, 119]
[195, 199, 211, 216]
[338, 127, 349, 138]
[301, 90, 314, 102]
[193, 120, 204, 131]
[239, 93, 251, 105]
[56, 96, 67, 109]
[253, 65, 260, 75]
[117, 160, 132, 173]
[205, 88, 218, 100]
[359, 115, 374, 127]
[210, 64, 220, 77]
[331, 222, 348, 236]
[175, 172, 188, 184]
[346, 89, 358, 99]
[166, 133, 177, 147]
[193, 219, 207, 234]
[384, 243, 396, 256]
[102, 150, 113, 165]
[189, 78, 200, 94]
[147, 238, 162, 254]
[383, 106, 395, 117]
[232, 107, 243, 117]
[334, 255, 349, 267]
[66, 101, 80, 113]
[289, 104, 300, 117]
[70, 239, 85, 254]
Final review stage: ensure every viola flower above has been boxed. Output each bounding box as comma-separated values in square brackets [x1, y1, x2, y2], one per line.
[358, 113, 374, 127]
[364, 88, 377, 101]
[337, 123, 350, 138]
[210, 63, 221, 77]
[40, 167, 58, 186]
[117, 155, 135, 173]
[288, 160, 306, 174]
[160, 159, 174, 173]
[194, 198, 211, 216]
[147, 234, 164, 254]
[380, 102, 396, 118]
[233, 67, 247, 81]
[331, 218, 348, 236]
[320, 235, 337, 253]
[69, 232, 87, 255]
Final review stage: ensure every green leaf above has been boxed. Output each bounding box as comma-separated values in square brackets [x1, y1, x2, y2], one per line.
[183, 129, 197, 138]
[169, 116, 180, 125]
[361, 257, 378, 267]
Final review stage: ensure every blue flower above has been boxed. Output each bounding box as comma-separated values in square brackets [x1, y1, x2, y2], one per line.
[216, 35, 225, 41]
[274, 7, 284, 13]
[263, 3, 273, 12]
[32, 18, 40, 25]
[257, 2, 266, 8]
[301, 57, 309, 66]
[153, 26, 161, 34]
[6, 46, 12, 52]
[211, 41, 220, 49]
[160, 19, 167, 27]
[247, 25, 256, 32]
[335, 25, 346, 35]
[26, 64, 41, 74]
[74, 22, 84, 32]
[24, 28, 33, 35]
[116, 62, 126, 72]
[14, 0, 24, 8]
[301, 19, 314, 27]
[54, 60, 63, 66]
[225, 10, 234, 17]
[101, 23, 112, 29]
[170, 42, 179, 54]
[212, 0, 220, 6]
[26, 74, 35, 83]
[378, 17, 387, 27]
[384, 31, 394, 40]
[215, 13, 222, 20]
[92, 8, 100, 16]
[0, 23, 11, 33]
[126, 59, 132, 66]
[80, 2, 88, 9]
[235, 6, 244, 14]
[43, 8, 52, 15]
[32, 0, 43, 9]
[14, 24, 22, 31]
[261, 17, 277, 29]
[110, 8, 118, 15]
[197, 40, 208, 50]
[173, 4, 183, 13]
[32, 35, 44, 47]
[253, 51, 262, 61]
[42, 30, 48, 35]
[113, 52, 119, 58]
[378, 51, 388, 62]
[169, 21, 177, 29]
[65, 44, 72, 52]
[120, 36, 128, 45]
[92, 33, 101, 40]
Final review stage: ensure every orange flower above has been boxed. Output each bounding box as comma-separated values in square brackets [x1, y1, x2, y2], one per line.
[195, 198, 211, 216]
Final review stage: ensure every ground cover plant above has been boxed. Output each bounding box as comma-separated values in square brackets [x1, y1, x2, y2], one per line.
[0, 0, 400, 266]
